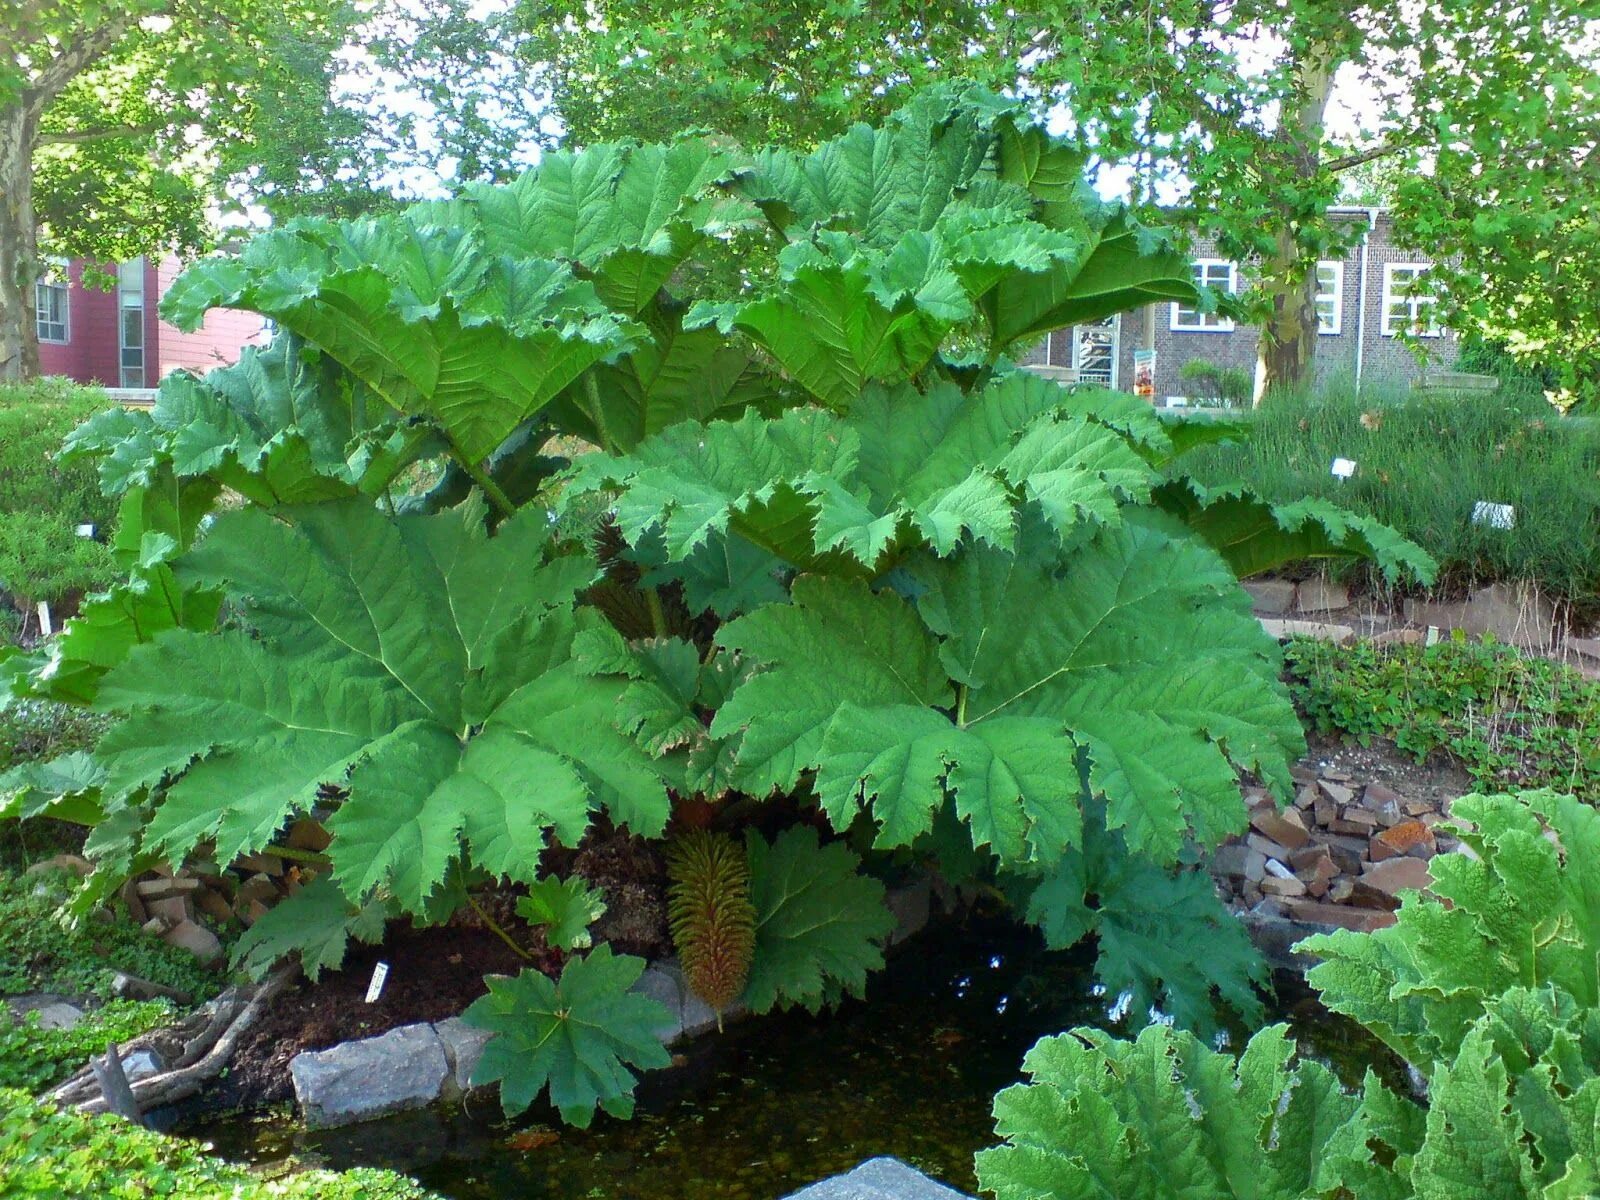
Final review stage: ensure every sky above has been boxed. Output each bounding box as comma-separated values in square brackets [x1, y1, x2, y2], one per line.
[333, 0, 1395, 207]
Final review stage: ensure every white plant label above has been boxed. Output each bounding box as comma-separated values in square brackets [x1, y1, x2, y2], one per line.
[74, 522, 96, 538]
[1472, 501, 1516, 530]
[36, 601, 52, 637]
[364, 962, 390, 1004]
[1330, 457, 1357, 479]
[1425, 626, 1441, 647]
[1165, 396, 1189, 408]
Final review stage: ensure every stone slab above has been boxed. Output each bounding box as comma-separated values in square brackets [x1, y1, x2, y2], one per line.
[1295, 578, 1350, 614]
[432, 1017, 493, 1096]
[32, 1002, 86, 1031]
[1243, 579, 1296, 614]
[783, 1157, 974, 1200]
[1258, 618, 1357, 646]
[291, 1022, 451, 1129]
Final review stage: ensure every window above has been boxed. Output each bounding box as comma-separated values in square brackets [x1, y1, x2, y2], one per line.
[35, 277, 69, 343]
[1382, 263, 1441, 337]
[1315, 261, 1343, 335]
[118, 258, 146, 387]
[1171, 260, 1236, 331]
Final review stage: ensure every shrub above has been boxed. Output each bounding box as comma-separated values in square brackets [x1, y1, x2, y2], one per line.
[8, 88, 1427, 1125]
[0, 1088, 439, 1198]
[1287, 634, 1600, 801]
[0, 699, 111, 772]
[1178, 357, 1252, 406]
[0, 380, 119, 607]
[1179, 381, 1600, 607]
[977, 790, 1600, 1199]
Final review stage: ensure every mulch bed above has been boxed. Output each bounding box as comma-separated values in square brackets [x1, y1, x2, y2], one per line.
[214, 826, 673, 1111]
[221, 922, 538, 1107]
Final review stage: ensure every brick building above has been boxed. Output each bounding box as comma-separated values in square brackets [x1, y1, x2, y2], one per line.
[34, 256, 268, 390]
[1025, 207, 1459, 400]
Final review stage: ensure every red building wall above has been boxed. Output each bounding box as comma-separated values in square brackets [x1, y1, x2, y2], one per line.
[35, 256, 267, 387]
[154, 257, 270, 377]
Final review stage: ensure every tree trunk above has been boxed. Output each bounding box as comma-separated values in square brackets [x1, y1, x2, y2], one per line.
[0, 103, 40, 381]
[1254, 241, 1320, 403]
[1253, 44, 1337, 404]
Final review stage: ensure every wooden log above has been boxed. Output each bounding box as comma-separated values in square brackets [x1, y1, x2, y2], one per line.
[90, 1042, 143, 1125]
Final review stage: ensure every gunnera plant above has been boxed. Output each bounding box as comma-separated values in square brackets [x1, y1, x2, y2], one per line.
[2, 85, 1430, 1125]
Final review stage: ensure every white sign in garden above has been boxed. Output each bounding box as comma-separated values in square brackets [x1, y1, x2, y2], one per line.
[1471, 501, 1516, 530]
[1330, 457, 1357, 479]
[364, 962, 390, 1004]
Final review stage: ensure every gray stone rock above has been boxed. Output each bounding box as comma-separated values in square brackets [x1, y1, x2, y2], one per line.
[630, 959, 745, 1044]
[1404, 582, 1555, 651]
[32, 1002, 85, 1031]
[1258, 617, 1357, 646]
[630, 962, 689, 1044]
[885, 879, 931, 948]
[121, 1049, 164, 1083]
[1295, 578, 1350, 613]
[1242, 579, 1296, 614]
[291, 1022, 451, 1128]
[432, 1017, 493, 1096]
[783, 1157, 974, 1200]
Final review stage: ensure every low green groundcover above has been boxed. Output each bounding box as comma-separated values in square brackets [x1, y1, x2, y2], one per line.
[0, 1089, 439, 1199]
[1288, 633, 1600, 802]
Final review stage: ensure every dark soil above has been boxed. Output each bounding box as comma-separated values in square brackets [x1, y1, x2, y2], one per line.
[213, 826, 672, 1111]
[219, 922, 537, 1108]
[1299, 729, 1475, 813]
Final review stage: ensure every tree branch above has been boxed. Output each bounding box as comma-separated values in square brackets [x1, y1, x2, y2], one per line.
[1325, 139, 1407, 173]
[23, 9, 143, 124]
[36, 121, 161, 145]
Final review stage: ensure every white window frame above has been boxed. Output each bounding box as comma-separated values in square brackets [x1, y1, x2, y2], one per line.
[1171, 259, 1236, 332]
[1315, 261, 1343, 336]
[1382, 263, 1441, 338]
[35, 276, 70, 344]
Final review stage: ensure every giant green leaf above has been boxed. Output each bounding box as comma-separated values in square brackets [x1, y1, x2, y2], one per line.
[572, 373, 1157, 574]
[163, 223, 633, 462]
[1020, 808, 1268, 1034]
[1303, 790, 1600, 1075]
[1155, 477, 1437, 584]
[713, 520, 1300, 869]
[93, 497, 670, 908]
[976, 1024, 1371, 1200]
[741, 826, 894, 1014]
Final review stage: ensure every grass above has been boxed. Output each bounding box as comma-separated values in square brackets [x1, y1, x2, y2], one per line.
[1287, 633, 1600, 802]
[1176, 380, 1600, 611]
[0, 378, 119, 610]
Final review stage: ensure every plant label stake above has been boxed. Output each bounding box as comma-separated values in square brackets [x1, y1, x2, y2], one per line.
[1425, 626, 1441, 646]
[1330, 457, 1357, 479]
[36, 601, 52, 637]
[75, 522, 96, 538]
[364, 962, 390, 1004]
[1472, 501, 1515, 530]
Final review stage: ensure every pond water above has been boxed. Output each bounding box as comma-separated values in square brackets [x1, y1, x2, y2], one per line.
[193, 915, 1383, 1200]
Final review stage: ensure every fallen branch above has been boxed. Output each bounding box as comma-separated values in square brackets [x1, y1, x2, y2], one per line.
[90, 1041, 143, 1125]
[48, 966, 296, 1115]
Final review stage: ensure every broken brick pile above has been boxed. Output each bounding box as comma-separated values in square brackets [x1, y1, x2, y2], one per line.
[1213, 764, 1454, 934]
